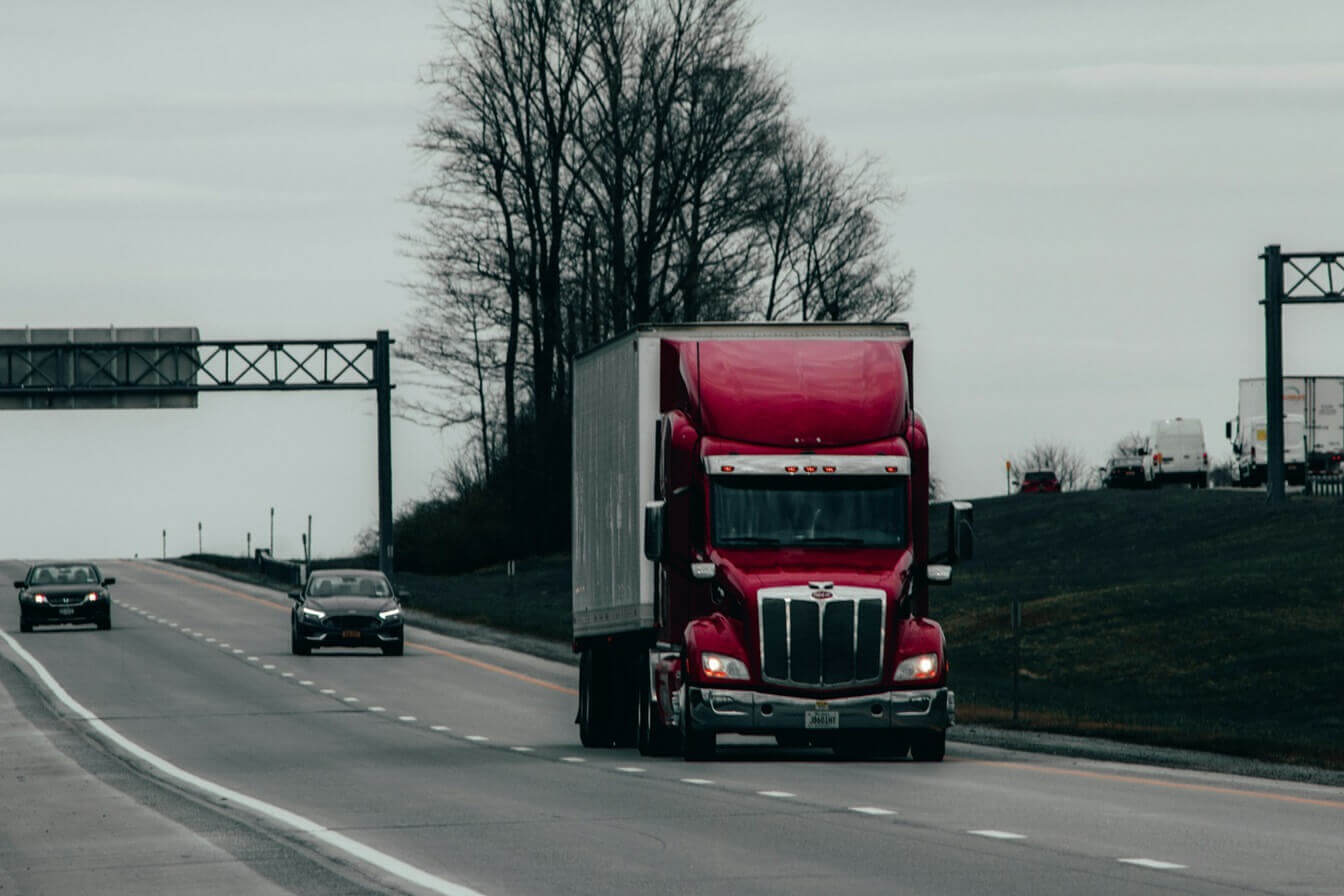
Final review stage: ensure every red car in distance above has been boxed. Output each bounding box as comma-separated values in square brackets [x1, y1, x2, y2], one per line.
[1019, 470, 1061, 493]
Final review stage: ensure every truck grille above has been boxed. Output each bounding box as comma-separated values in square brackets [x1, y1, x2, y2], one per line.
[758, 588, 885, 689]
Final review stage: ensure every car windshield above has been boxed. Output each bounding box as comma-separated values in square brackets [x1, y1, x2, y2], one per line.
[711, 476, 906, 548]
[307, 575, 391, 598]
[1024, 472, 1055, 482]
[29, 564, 99, 585]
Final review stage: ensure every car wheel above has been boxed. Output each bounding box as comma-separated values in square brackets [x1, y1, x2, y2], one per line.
[97, 613, 111, 631]
[381, 639, 404, 656]
[290, 623, 311, 656]
[680, 683, 715, 761]
[909, 728, 946, 762]
[19, 617, 32, 633]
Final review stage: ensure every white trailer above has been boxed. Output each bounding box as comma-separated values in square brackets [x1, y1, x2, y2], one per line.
[1227, 377, 1344, 477]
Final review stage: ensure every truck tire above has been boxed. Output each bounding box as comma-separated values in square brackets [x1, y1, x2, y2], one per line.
[680, 683, 715, 761]
[909, 728, 946, 762]
[637, 668, 678, 756]
[579, 648, 614, 748]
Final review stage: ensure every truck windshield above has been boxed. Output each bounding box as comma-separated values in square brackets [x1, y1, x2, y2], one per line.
[711, 476, 906, 548]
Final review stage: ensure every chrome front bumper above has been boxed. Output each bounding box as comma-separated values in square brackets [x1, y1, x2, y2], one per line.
[686, 686, 954, 734]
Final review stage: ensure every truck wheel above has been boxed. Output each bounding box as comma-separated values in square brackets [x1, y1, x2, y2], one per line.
[579, 649, 614, 748]
[637, 669, 678, 756]
[680, 684, 715, 761]
[909, 728, 946, 762]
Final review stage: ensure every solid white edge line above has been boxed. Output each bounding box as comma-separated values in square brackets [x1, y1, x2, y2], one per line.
[968, 830, 1027, 840]
[0, 628, 486, 896]
[1118, 858, 1187, 870]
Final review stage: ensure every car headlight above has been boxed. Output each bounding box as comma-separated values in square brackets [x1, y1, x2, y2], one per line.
[32, 593, 47, 604]
[894, 652, 940, 683]
[86, 592, 100, 601]
[300, 606, 326, 620]
[378, 608, 401, 621]
[700, 652, 749, 681]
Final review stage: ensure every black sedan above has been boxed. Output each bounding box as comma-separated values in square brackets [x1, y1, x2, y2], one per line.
[15, 562, 114, 632]
[290, 569, 404, 656]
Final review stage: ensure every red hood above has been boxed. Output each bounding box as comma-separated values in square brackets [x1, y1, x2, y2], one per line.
[710, 546, 913, 600]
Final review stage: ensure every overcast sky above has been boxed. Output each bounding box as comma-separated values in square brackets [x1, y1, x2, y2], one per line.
[4, 1, 1343, 559]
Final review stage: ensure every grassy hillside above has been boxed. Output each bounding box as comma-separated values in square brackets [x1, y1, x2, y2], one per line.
[282, 489, 1344, 768]
[937, 489, 1344, 766]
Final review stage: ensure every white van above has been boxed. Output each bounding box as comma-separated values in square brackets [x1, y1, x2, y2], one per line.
[1235, 414, 1307, 486]
[1147, 418, 1208, 488]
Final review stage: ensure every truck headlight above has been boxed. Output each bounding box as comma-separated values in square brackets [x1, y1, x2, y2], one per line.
[894, 653, 940, 682]
[701, 652, 749, 681]
[300, 606, 327, 621]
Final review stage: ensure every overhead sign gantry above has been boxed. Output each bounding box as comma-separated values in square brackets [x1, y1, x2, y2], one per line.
[1260, 246, 1344, 504]
[0, 327, 396, 575]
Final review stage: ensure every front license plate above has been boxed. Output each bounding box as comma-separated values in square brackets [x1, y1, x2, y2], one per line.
[342, 630, 361, 639]
[59, 608, 74, 616]
[805, 710, 839, 730]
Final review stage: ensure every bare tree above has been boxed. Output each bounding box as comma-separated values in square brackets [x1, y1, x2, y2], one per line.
[404, 0, 919, 556]
[1013, 441, 1095, 491]
[1111, 431, 1149, 457]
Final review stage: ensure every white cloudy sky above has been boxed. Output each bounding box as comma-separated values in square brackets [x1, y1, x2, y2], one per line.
[3, 1, 1343, 558]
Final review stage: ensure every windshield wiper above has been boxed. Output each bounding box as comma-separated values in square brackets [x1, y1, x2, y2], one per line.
[792, 536, 867, 546]
[717, 536, 782, 546]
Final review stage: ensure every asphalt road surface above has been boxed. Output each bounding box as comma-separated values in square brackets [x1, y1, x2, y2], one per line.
[1, 559, 1340, 896]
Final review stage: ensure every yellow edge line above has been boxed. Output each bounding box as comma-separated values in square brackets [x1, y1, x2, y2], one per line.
[126, 560, 579, 696]
[968, 759, 1344, 811]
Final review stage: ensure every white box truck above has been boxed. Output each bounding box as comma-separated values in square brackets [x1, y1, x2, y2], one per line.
[1226, 377, 1341, 479]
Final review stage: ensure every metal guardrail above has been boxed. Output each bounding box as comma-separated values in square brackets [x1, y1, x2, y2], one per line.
[1306, 474, 1344, 497]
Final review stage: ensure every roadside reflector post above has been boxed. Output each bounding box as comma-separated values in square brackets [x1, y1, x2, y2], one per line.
[1010, 598, 1023, 724]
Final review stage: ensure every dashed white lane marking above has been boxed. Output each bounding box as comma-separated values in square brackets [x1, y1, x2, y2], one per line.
[850, 807, 896, 816]
[320, 689, 336, 695]
[559, 756, 584, 762]
[509, 746, 532, 752]
[398, 716, 416, 722]
[343, 697, 359, 703]
[168, 623, 179, 629]
[431, 725, 451, 732]
[193, 633, 205, 639]
[299, 680, 314, 686]
[246, 656, 259, 662]
[281, 672, 293, 678]
[616, 766, 645, 774]
[758, 790, 795, 798]
[969, 830, 1027, 840]
[1118, 858, 1187, 870]
[262, 664, 275, 671]
[232, 649, 244, 655]
[206, 638, 216, 643]
[369, 707, 386, 713]
[681, 778, 713, 785]
[466, 735, 490, 743]
[0, 629, 487, 896]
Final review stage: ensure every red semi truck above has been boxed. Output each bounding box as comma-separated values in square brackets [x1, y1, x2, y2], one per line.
[572, 323, 967, 761]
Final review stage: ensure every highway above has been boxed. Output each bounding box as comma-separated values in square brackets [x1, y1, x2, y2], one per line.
[1, 559, 1340, 896]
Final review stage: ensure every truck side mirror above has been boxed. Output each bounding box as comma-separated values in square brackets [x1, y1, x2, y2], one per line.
[946, 501, 974, 564]
[643, 500, 666, 562]
[926, 565, 952, 585]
